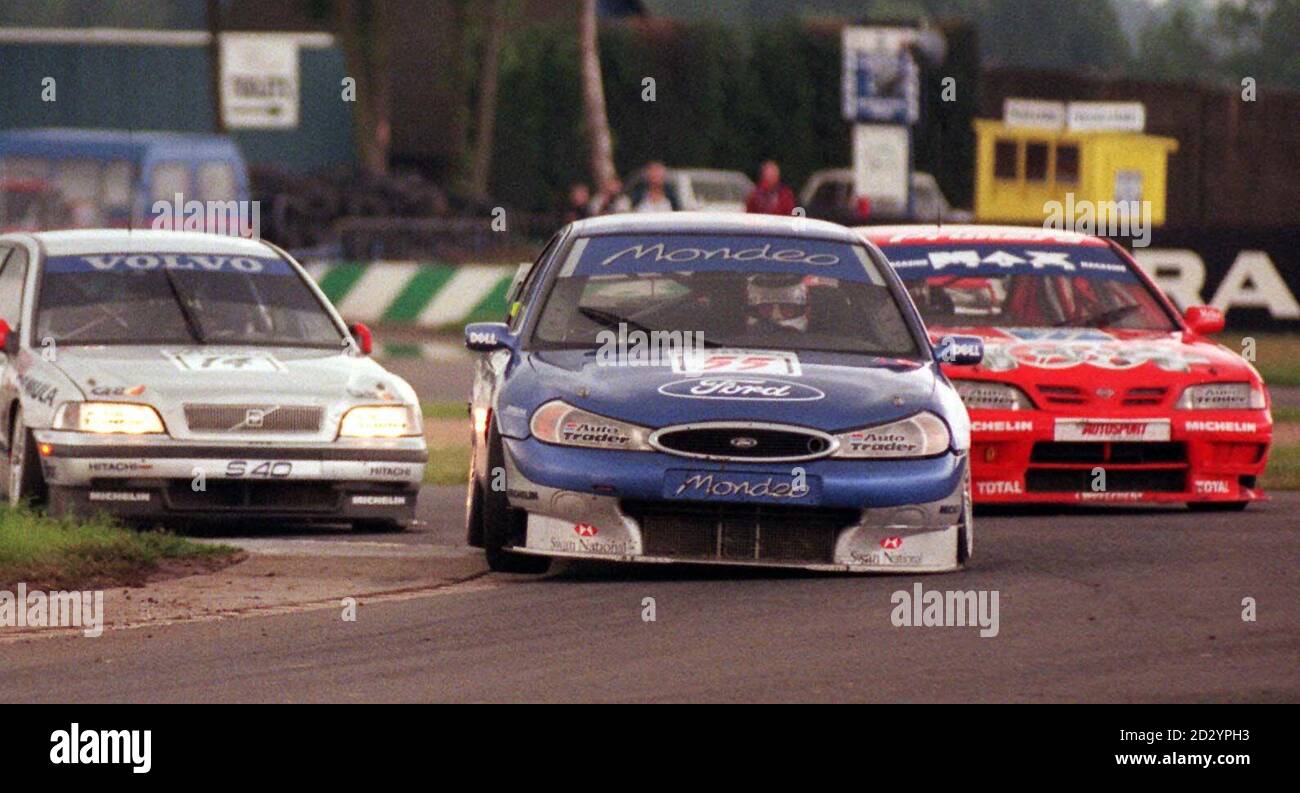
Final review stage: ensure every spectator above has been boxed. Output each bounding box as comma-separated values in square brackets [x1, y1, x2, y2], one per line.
[633, 162, 679, 213]
[589, 175, 631, 215]
[745, 160, 796, 216]
[563, 183, 591, 224]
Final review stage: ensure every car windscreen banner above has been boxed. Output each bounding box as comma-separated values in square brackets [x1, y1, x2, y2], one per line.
[43, 253, 294, 275]
[566, 234, 884, 284]
[883, 244, 1138, 283]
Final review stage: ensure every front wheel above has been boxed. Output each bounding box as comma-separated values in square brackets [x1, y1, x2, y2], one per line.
[479, 425, 550, 574]
[5, 406, 46, 507]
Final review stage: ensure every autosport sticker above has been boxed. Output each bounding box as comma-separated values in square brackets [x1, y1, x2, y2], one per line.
[671, 349, 801, 376]
[657, 377, 825, 401]
[164, 351, 287, 372]
[1054, 419, 1171, 442]
[663, 470, 821, 504]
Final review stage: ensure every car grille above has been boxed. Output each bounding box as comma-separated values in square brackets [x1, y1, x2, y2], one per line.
[164, 481, 340, 512]
[1122, 387, 1169, 406]
[623, 500, 858, 564]
[1030, 442, 1187, 465]
[1033, 385, 1172, 408]
[652, 425, 833, 461]
[184, 404, 323, 433]
[1025, 469, 1186, 493]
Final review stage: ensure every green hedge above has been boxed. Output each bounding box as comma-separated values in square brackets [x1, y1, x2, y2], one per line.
[489, 19, 976, 214]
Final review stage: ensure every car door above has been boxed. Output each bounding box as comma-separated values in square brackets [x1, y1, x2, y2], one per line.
[0, 242, 25, 454]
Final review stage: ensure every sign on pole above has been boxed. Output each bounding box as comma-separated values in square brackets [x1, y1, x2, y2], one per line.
[842, 27, 919, 124]
[220, 33, 300, 129]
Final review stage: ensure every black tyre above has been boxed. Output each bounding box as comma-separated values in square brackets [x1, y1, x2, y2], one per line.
[480, 424, 549, 574]
[5, 405, 46, 507]
[1188, 501, 1250, 512]
[956, 468, 973, 566]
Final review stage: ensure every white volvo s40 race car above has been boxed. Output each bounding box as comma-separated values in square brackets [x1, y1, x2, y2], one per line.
[0, 230, 427, 530]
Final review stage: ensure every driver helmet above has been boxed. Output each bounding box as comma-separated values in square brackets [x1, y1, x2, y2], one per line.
[746, 273, 809, 332]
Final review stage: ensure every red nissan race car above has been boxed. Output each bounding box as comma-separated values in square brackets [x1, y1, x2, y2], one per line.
[860, 225, 1272, 510]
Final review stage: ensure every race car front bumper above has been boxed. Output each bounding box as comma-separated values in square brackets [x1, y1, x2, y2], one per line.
[498, 437, 971, 573]
[34, 430, 427, 524]
[967, 409, 1272, 504]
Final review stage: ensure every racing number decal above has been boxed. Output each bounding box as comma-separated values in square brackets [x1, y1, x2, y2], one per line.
[673, 349, 802, 376]
[226, 461, 294, 478]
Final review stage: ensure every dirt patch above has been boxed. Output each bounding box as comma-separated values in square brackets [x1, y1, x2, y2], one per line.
[1, 544, 485, 640]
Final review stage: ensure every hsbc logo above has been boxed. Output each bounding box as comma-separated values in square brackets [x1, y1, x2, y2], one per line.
[880, 537, 903, 549]
[573, 523, 598, 537]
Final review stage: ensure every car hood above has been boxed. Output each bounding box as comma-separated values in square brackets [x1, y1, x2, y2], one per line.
[42, 346, 418, 442]
[503, 349, 940, 433]
[932, 326, 1263, 393]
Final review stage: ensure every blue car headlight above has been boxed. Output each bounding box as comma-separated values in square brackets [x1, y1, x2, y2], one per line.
[530, 400, 653, 451]
[832, 412, 952, 458]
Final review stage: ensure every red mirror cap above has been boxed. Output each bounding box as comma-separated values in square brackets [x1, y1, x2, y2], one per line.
[0, 318, 9, 340]
[1184, 305, 1225, 335]
[348, 322, 373, 355]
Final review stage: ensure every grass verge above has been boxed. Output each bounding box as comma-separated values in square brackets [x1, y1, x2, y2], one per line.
[1261, 443, 1300, 491]
[422, 400, 469, 420]
[425, 443, 471, 486]
[0, 507, 240, 590]
[1215, 333, 1300, 387]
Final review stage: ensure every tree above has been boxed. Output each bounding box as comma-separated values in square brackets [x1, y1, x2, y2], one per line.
[578, 0, 616, 188]
[332, 0, 392, 175]
[466, 0, 507, 201]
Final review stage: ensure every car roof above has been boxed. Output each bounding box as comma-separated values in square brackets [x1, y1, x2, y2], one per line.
[4, 229, 281, 258]
[857, 224, 1110, 248]
[570, 211, 862, 243]
[0, 128, 240, 159]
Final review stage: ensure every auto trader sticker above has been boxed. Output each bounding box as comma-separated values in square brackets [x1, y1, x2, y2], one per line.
[164, 351, 287, 372]
[1054, 419, 1172, 442]
[658, 377, 825, 401]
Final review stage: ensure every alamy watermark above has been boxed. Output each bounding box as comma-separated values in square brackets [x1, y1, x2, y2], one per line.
[890, 583, 999, 638]
[595, 322, 705, 367]
[1043, 193, 1152, 248]
[0, 584, 104, 637]
[150, 193, 261, 239]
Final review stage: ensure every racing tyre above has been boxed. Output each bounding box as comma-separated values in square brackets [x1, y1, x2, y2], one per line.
[956, 468, 973, 567]
[5, 406, 47, 508]
[480, 424, 550, 574]
[1187, 501, 1250, 512]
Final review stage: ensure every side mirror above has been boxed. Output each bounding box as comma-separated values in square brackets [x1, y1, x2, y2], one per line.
[934, 334, 984, 366]
[465, 322, 513, 353]
[0, 319, 17, 356]
[1184, 305, 1225, 335]
[348, 322, 373, 355]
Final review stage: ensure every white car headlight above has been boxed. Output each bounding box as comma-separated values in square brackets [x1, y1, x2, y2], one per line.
[339, 405, 420, 437]
[953, 380, 1035, 410]
[1175, 383, 1266, 410]
[530, 400, 652, 451]
[833, 412, 951, 458]
[52, 402, 166, 434]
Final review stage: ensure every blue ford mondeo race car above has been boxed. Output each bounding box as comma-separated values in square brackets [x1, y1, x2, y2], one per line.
[463, 214, 982, 574]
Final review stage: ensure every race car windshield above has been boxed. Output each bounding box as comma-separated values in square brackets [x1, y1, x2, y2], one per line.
[882, 243, 1177, 331]
[529, 233, 922, 357]
[35, 253, 346, 347]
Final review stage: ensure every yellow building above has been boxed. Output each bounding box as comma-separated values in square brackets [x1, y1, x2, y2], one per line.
[973, 118, 1179, 225]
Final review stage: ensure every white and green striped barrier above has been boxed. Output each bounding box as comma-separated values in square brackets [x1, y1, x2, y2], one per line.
[304, 261, 515, 328]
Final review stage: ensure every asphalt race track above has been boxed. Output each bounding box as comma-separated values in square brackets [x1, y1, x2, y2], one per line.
[1, 487, 1296, 703]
